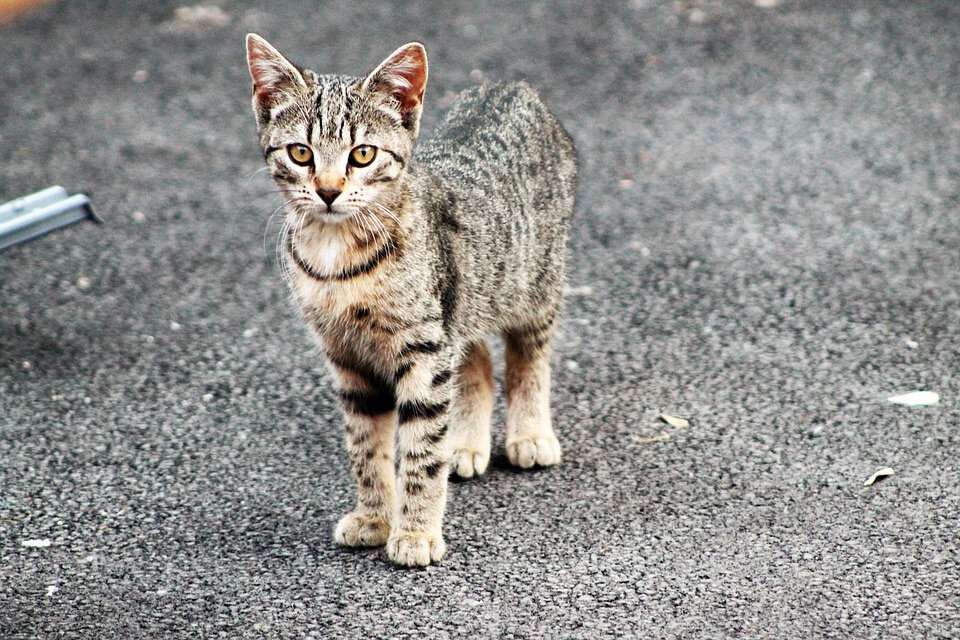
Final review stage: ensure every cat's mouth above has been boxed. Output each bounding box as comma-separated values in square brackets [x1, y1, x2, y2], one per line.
[297, 203, 355, 224]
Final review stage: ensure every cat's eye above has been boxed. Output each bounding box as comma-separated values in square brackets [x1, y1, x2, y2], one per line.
[287, 144, 313, 166]
[348, 145, 377, 168]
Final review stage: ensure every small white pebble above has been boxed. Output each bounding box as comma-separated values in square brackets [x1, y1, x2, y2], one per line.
[202, 393, 214, 402]
[21, 360, 32, 371]
[131, 210, 147, 223]
[46, 585, 58, 597]
[83, 397, 92, 405]
[469, 69, 484, 83]
[659, 413, 690, 429]
[144, 335, 155, 344]
[76, 276, 92, 290]
[170, 321, 182, 331]
[565, 360, 580, 372]
[22, 539, 52, 548]
[618, 178, 634, 190]
[688, 8, 707, 24]
[171, 5, 231, 29]
[888, 391, 939, 406]
[628, 240, 652, 257]
[242, 328, 258, 339]
[565, 285, 594, 297]
[132, 69, 149, 83]
[863, 467, 895, 487]
[50, 394, 64, 401]
[903, 338, 918, 349]
[753, 0, 780, 7]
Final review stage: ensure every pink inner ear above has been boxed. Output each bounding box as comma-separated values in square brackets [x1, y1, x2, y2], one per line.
[378, 46, 427, 110]
[246, 38, 302, 106]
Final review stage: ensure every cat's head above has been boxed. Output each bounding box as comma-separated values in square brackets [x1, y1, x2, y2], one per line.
[245, 34, 428, 223]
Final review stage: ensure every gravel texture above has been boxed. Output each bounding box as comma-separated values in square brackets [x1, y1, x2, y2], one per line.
[1, 1, 958, 638]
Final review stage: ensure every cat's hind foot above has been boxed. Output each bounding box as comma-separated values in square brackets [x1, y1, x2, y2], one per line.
[386, 530, 446, 567]
[334, 512, 391, 547]
[506, 434, 562, 469]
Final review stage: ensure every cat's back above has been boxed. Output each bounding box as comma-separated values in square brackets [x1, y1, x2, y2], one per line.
[417, 81, 577, 204]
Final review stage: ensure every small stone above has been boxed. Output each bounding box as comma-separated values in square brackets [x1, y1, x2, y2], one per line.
[628, 240, 651, 257]
[242, 328, 258, 339]
[753, 0, 780, 7]
[132, 69, 149, 83]
[21, 360, 32, 371]
[22, 539, 52, 548]
[202, 393, 214, 403]
[887, 391, 939, 406]
[469, 69, 484, 83]
[618, 178, 634, 190]
[565, 360, 580, 372]
[83, 397, 92, 405]
[565, 285, 594, 297]
[157, 588, 169, 596]
[903, 338, 918, 349]
[46, 585, 58, 597]
[76, 276, 92, 290]
[170, 5, 231, 31]
[863, 467, 895, 487]
[78, 554, 96, 564]
[688, 8, 706, 24]
[131, 210, 147, 223]
[170, 321, 182, 331]
[659, 413, 690, 429]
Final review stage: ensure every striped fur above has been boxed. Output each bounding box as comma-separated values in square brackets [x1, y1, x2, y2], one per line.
[246, 35, 577, 567]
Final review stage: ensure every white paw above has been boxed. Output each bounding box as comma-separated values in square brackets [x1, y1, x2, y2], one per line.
[506, 434, 562, 469]
[450, 447, 490, 479]
[386, 530, 446, 567]
[334, 512, 391, 547]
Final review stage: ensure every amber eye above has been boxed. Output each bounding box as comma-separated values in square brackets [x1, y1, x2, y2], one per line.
[348, 145, 377, 168]
[287, 144, 313, 166]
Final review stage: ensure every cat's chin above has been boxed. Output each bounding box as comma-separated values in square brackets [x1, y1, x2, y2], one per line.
[316, 211, 354, 225]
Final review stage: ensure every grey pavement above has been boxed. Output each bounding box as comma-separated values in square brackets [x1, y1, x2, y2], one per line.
[1, 1, 959, 638]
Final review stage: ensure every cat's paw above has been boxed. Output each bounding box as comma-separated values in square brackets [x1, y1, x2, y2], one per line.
[450, 447, 489, 479]
[334, 512, 391, 547]
[506, 434, 562, 469]
[386, 530, 446, 567]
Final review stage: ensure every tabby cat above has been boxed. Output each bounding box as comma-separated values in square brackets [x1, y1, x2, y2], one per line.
[245, 34, 577, 566]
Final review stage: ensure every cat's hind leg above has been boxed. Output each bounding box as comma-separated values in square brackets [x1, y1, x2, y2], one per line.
[503, 315, 561, 468]
[448, 341, 494, 479]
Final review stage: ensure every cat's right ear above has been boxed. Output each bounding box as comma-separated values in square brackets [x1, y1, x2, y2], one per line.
[245, 34, 307, 115]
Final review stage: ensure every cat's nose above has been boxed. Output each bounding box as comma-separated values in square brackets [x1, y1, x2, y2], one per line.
[316, 188, 341, 208]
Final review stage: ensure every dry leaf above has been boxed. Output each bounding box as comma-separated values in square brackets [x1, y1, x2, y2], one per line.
[887, 391, 939, 406]
[659, 413, 690, 429]
[863, 467, 895, 487]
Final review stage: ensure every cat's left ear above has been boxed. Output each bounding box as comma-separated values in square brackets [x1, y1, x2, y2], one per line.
[362, 42, 428, 132]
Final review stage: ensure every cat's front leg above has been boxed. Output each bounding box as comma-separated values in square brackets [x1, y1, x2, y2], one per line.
[387, 342, 456, 567]
[327, 356, 397, 548]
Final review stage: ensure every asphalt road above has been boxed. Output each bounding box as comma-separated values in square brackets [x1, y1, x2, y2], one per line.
[2, 1, 959, 638]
